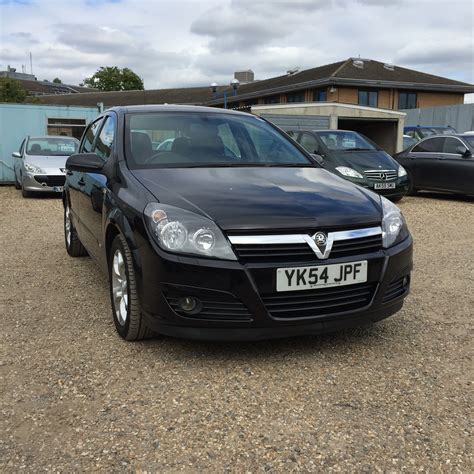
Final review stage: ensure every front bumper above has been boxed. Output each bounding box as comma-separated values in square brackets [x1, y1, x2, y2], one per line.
[135, 234, 413, 341]
[22, 173, 65, 192]
[346, 176, 409, 199]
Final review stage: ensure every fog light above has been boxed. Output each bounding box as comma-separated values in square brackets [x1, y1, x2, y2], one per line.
[178, 296, 202, 314]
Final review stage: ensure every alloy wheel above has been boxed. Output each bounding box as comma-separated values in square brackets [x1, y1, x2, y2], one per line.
[65, 206, 72, 247]
[112, 249, 129, 326]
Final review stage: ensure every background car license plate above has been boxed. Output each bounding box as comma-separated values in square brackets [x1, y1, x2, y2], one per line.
[53, 186, 63, 192]
[374, 182, 396, 190]
[276, 261, 368, 292]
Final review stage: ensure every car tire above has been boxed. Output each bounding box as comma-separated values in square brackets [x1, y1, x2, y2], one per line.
[391, 196, 403, 203]
[406, 171, 417, 196]
[14, 176, 21, 190]
[109, 234, 154, 341]
[21, 182, 32, 198]
[64, 204, 88, 257]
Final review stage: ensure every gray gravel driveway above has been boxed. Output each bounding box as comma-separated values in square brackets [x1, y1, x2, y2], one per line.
[1, 187, 472, 471]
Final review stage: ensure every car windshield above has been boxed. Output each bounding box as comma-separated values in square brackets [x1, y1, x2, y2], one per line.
[125, 112, 313, 169]
[316, 131, 377, 151]
[27, 137, 78, 156]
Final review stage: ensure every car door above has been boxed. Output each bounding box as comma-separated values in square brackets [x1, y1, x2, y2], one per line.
[407, 137, 445, 190]
[79, 114, 117, 260]
[68, 117, 104, 249]
[435, 137, 474, 194]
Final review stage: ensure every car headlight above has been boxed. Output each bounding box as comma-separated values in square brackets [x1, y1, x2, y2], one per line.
[398, 165, 407, 177]
[335, 166, 363, 178]
[144, 203, 237, 260]
[381, 196, 409, 248]
[24, 162, 44, 173]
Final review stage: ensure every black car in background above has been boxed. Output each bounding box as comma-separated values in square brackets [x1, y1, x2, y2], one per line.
[64, 105, 412, 342]
[394, 134, 474, 196]
[287, 130, 409, 201]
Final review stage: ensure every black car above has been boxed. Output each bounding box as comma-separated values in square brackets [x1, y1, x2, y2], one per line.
[287, 130, 409, 201]
[394, 134, 474, 196]
[64, 105, 413, 341]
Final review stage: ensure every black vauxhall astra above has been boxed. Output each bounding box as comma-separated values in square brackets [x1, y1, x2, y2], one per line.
[64, 105, 413, 341]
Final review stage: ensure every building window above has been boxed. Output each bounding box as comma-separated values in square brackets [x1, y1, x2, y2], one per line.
[358, 90, 378, 107]
[47, 117, 87, 140]
[287, 92, 305, 103]
[263, 95, 280, 104]
[399, 92, 417, 109]
[313, 89, 327, 102]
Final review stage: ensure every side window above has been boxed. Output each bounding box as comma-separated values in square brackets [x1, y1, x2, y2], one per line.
[443, 137, 463, 154]
[94, 115, 116, 160]
[81, 118, 103, 153]
[412, 137, 445, 153]
[299, 133, 319, 154]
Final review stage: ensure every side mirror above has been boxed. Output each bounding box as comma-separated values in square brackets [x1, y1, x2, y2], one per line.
[12, 151, 22, 158]
[311, 153, 324, 165]
[66, 153, 105, 173]
[456, 145, 471, 157]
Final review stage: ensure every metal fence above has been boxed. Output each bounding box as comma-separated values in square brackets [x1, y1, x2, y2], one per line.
[401, 103, 474, 133]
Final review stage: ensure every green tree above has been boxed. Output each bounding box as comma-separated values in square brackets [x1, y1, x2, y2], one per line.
[82, 66, 144, 91]
[0, 77, 27, 103]
[52, 77, 62, 84]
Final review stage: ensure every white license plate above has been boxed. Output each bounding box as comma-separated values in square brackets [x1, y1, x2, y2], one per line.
[276, 261, 368, 292]
[374, 182, 396, 190]
[53, 186, 63, 192]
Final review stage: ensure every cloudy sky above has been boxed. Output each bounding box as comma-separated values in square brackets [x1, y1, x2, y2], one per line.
[0, 0, 473, 94]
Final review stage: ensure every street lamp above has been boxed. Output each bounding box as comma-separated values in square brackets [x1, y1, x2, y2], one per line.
[210, 78, 240, 109]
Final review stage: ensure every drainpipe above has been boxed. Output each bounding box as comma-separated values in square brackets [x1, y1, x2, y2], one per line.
[97, 102, 104, 113]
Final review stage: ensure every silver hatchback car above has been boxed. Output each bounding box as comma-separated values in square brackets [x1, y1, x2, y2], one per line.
[13, 136, 79, 197]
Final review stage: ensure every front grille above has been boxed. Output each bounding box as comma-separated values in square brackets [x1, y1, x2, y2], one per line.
[164, 288, 251, 321]
[382, 275, 410, 303]
[34, 175, 66, 187]
[364, 170, 398, 181]
[233, 234, 383, 265]
[261, 282, 376, 319]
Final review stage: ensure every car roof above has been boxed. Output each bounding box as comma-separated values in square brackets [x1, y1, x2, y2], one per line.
[105, 104, 253, 117]
[404, 125, 454, 129]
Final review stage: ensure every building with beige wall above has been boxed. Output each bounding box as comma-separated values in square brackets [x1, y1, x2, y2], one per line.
[39, 58, 473, 111]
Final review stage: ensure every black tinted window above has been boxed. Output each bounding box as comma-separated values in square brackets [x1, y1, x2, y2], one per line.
[94, 116, 116, 159]
[443, 137, 464, 154]
[412, 137, 445, 153]
[358, 90, 378, 107]
[81, 119, 103, 153]
[399, 92, 417, 109]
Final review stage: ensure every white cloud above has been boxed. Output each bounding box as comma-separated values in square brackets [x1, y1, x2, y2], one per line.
[0, 0, 472, 89]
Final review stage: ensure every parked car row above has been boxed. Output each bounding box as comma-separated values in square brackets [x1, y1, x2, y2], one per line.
[10, 108, 471, 343]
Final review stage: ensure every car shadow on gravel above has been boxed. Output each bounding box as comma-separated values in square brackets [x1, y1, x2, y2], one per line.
[137, 321, 399, 361]
[414, 191, 474, 203]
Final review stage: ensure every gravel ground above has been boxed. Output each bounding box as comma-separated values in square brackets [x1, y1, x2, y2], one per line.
[0, 186, 473, 472]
